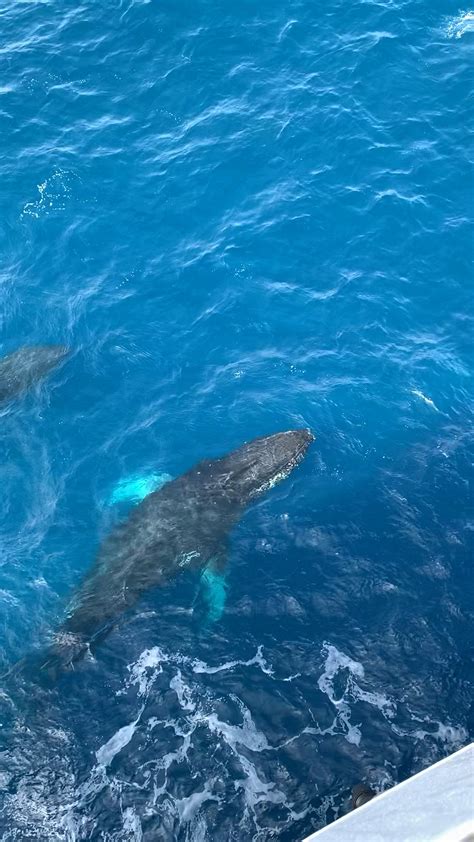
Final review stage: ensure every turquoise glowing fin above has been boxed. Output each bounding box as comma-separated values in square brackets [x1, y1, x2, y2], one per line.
[198, 561, 228, 625]
[107, 472, 173, 506]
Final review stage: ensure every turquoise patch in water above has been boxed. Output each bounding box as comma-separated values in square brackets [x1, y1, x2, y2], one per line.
[107, 472, 172, 506]
[199, 567, 228, 624]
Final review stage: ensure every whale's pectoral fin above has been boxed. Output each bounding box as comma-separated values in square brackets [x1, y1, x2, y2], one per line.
[195, 554, 228, 626]
[107, 472, 173, 508]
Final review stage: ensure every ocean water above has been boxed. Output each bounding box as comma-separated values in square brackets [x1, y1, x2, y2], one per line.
[0, 0, 473, 839]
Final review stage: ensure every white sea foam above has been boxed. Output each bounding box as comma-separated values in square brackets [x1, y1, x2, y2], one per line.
[317, 649, 363, 745]
[10, 640, 464, 841]
[126, 646, 168, 696]
[96, 707, 144, 767]
[192, 644, 274, 677]
[203, 704, 270, 753]
[21, 169, 76, 219]
[124, 645, 295, 829]
[317, 643, 395, 745]
[277, 19, 297, 42]
[122, 806, 143, 841]
[407, 721, 468, 748]
[236, 755, 287, 812]
[200, 702, 290, 817]
[354, 683, 396, 718]
[411, 389, 439, 411]
[445, 10, 474, 38]
[99, 648, 171, 768]
[98, 647, 177, 769]
[175, 781, 219, 822]
[170, 669, 196, 711]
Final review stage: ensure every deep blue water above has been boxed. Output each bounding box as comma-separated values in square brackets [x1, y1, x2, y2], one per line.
[0, 1, 473, 839]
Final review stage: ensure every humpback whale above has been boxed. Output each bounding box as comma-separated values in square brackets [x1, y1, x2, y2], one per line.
[41, 429, 314, 675]
[0, 345, 70, 404]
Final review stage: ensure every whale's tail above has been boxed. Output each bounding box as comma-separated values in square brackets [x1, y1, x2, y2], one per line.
[36, 632, 91, 681]
[1, 632, 94, 686]
[1, 618, 120, 686]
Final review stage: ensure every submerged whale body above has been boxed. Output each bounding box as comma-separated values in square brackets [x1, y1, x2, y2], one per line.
[42, 429, 314, 676]
[0, 345, 70, 404]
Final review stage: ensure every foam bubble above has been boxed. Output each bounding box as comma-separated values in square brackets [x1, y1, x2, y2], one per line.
[120, 645, 298, 829]
[96, 708, 144, 767]
[199, 702, 291, 819]
[203, 705, 270, 753]
[317, 643, 395, 745]
[170, 670, 196, 711]
[122, 806, 143, 840]
[126, 646, 168, 697]
[175, 781, 219, 823]
[192, 645, 274, 677]
[21, 170, 76, 219]
[445, 10, 474, 38]
[410, 721, 468, 748]
[236, 755, 287, 812]
[18, 640, 462, 841]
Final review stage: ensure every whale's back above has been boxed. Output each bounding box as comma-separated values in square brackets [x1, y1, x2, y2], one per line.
[0, 345, 70, 403]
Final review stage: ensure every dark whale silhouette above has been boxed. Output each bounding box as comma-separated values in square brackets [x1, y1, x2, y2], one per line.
[41, 429, 314, 676]
[0, 345, 70, 404]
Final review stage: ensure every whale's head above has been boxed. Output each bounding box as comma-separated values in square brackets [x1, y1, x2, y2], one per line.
[11, 344, 70, 374]
[15, 345, 71, 387]
[220, 429, 314, 502]
[0, 344, 71, 403]
[34, 345, 70, 367]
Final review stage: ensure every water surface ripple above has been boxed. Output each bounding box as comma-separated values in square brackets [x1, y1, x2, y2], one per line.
[0, 1, 472, 839]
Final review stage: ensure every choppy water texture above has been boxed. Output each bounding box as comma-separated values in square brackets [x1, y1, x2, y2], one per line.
[0, 1, 473, 839]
